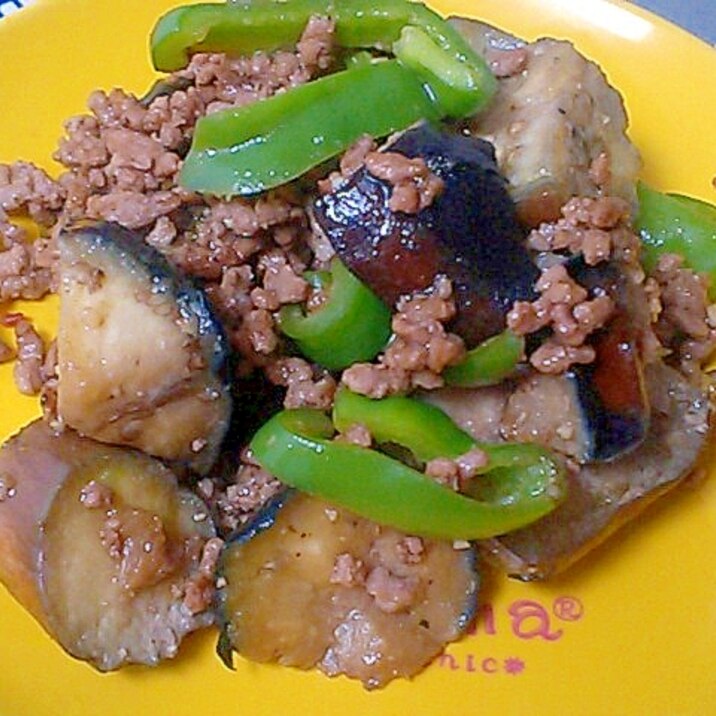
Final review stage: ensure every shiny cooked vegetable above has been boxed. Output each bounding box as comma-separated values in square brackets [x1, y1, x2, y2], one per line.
[249, 404, 566, 540]
[217, 491, 479, 688]
[180, 60, 440, 196]
[278, 258, 391, 370]
[443, 330, 525, 387]
[155, 0, 497, 195]
[151, 0, 496, 105]
[636, 182, 716, 298]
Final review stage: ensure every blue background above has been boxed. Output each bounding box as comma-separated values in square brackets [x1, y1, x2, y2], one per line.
[633, 0, 715, 44]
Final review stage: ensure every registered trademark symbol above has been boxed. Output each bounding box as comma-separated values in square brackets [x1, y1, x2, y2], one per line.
[552, 596, 584, 622]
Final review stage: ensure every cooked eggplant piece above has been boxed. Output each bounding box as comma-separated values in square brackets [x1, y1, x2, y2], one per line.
[0, 420, 216, 670]
[217, 491, 478, 689]
[566, 256, 650, 461]
[57, 221, 232, 474]
[453, 18, 641, 226]
[313, 124, 538, 346]
[484, 363, 710, 579]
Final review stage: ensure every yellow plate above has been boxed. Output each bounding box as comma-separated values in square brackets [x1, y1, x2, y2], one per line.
[1, 1, 715, 714]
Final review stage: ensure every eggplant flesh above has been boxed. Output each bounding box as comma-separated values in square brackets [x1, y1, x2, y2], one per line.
[0, 420, 216, 670]
[218, 492, 478, 689]
[57, 221, 232, 474]
[313, 124, 538, 347]
[483, 363, 710, 580]
[454, 17, 642, 226]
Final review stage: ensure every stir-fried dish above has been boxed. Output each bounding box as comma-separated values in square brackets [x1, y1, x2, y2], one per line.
[0, 0, 715, 690]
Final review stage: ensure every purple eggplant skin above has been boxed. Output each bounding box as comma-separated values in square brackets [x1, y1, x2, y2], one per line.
[564, 256, 650, 462]
[313, 124, 539, 347]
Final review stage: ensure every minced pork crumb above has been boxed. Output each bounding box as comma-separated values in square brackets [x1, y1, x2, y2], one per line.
[334, 423, 373, 448]
[527, 195, 639, 267]
[1, 312, 46, 395]
[507, 263, 614, 374]
[213, 449, 283, 534]
[425, 447, 490, 491]
[182, 536, 224, 616]
[363, 151, 444, 214]
[318, 136, 445, 215]
[649, 253, 716, 376]
[342, 276, 465, 398]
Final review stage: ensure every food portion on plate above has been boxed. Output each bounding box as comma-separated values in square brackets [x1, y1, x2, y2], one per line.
[0, 0, 714, 689]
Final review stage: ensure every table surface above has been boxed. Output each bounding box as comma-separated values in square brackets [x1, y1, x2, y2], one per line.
[633, 0, 715, 44]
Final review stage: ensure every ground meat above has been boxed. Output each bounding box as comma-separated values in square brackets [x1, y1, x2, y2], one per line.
[507, 263, 614, 373]
[425, 447, 489, 490]
[0, 216, 57, 304]
[251, 250, 309, 310]
[295, 16, 336, 74]
[395, 536, 425, 565]
[1, 313, 45, 395]
[527, 196, 637, 266]
[335, 423, 372, 448]
[52, 13, 327, 238]
[266, 356, 336, 410]
[182, 536, 224, 615]
[365, 566, 419, 614]
[318, 135, 378, 194]
[99, 506, 179, 592]
[214, 461, 283, 535]
[649, 253, 716, 375]
[342, 277, 465, 398]
[364, 151, 444, 214]
[527, 341, 596, 375]
[341, 363, 411, 400]
[87, 190, 183, 229]
[0, 162, 65, 226]
[330, 553, 366, 587]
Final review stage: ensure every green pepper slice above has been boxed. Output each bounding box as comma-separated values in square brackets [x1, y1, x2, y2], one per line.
[151, 0, 495, 106]
[278, 258, 391, 370]
[332, 387, 563, 479]
[250, 408, 566, 540]
[180, 60, 440, 196]
[393, 25, 490, 117]
[443, 330, 525, 388]
[636, 182, 716, 299]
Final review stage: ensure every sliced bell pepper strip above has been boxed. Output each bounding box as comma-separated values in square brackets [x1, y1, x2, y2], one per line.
[636, 182, 716, 299]
[278, 258, 391, 370]
[250, 408, 566, 540]
[443, 330, 524, 388]
[151, 0, 496, 111]
[393, 25, 491, 118]
[332, 387, 564, 484]
[179, 60, 441, 196]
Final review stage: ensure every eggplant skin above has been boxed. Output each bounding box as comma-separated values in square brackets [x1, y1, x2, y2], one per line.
[313, 125, 538, 347]
[217, 492, 478, 689]
[483, 363, 711, 579]
[0, 419, 216, 670]
[57, 221, 232, 474]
